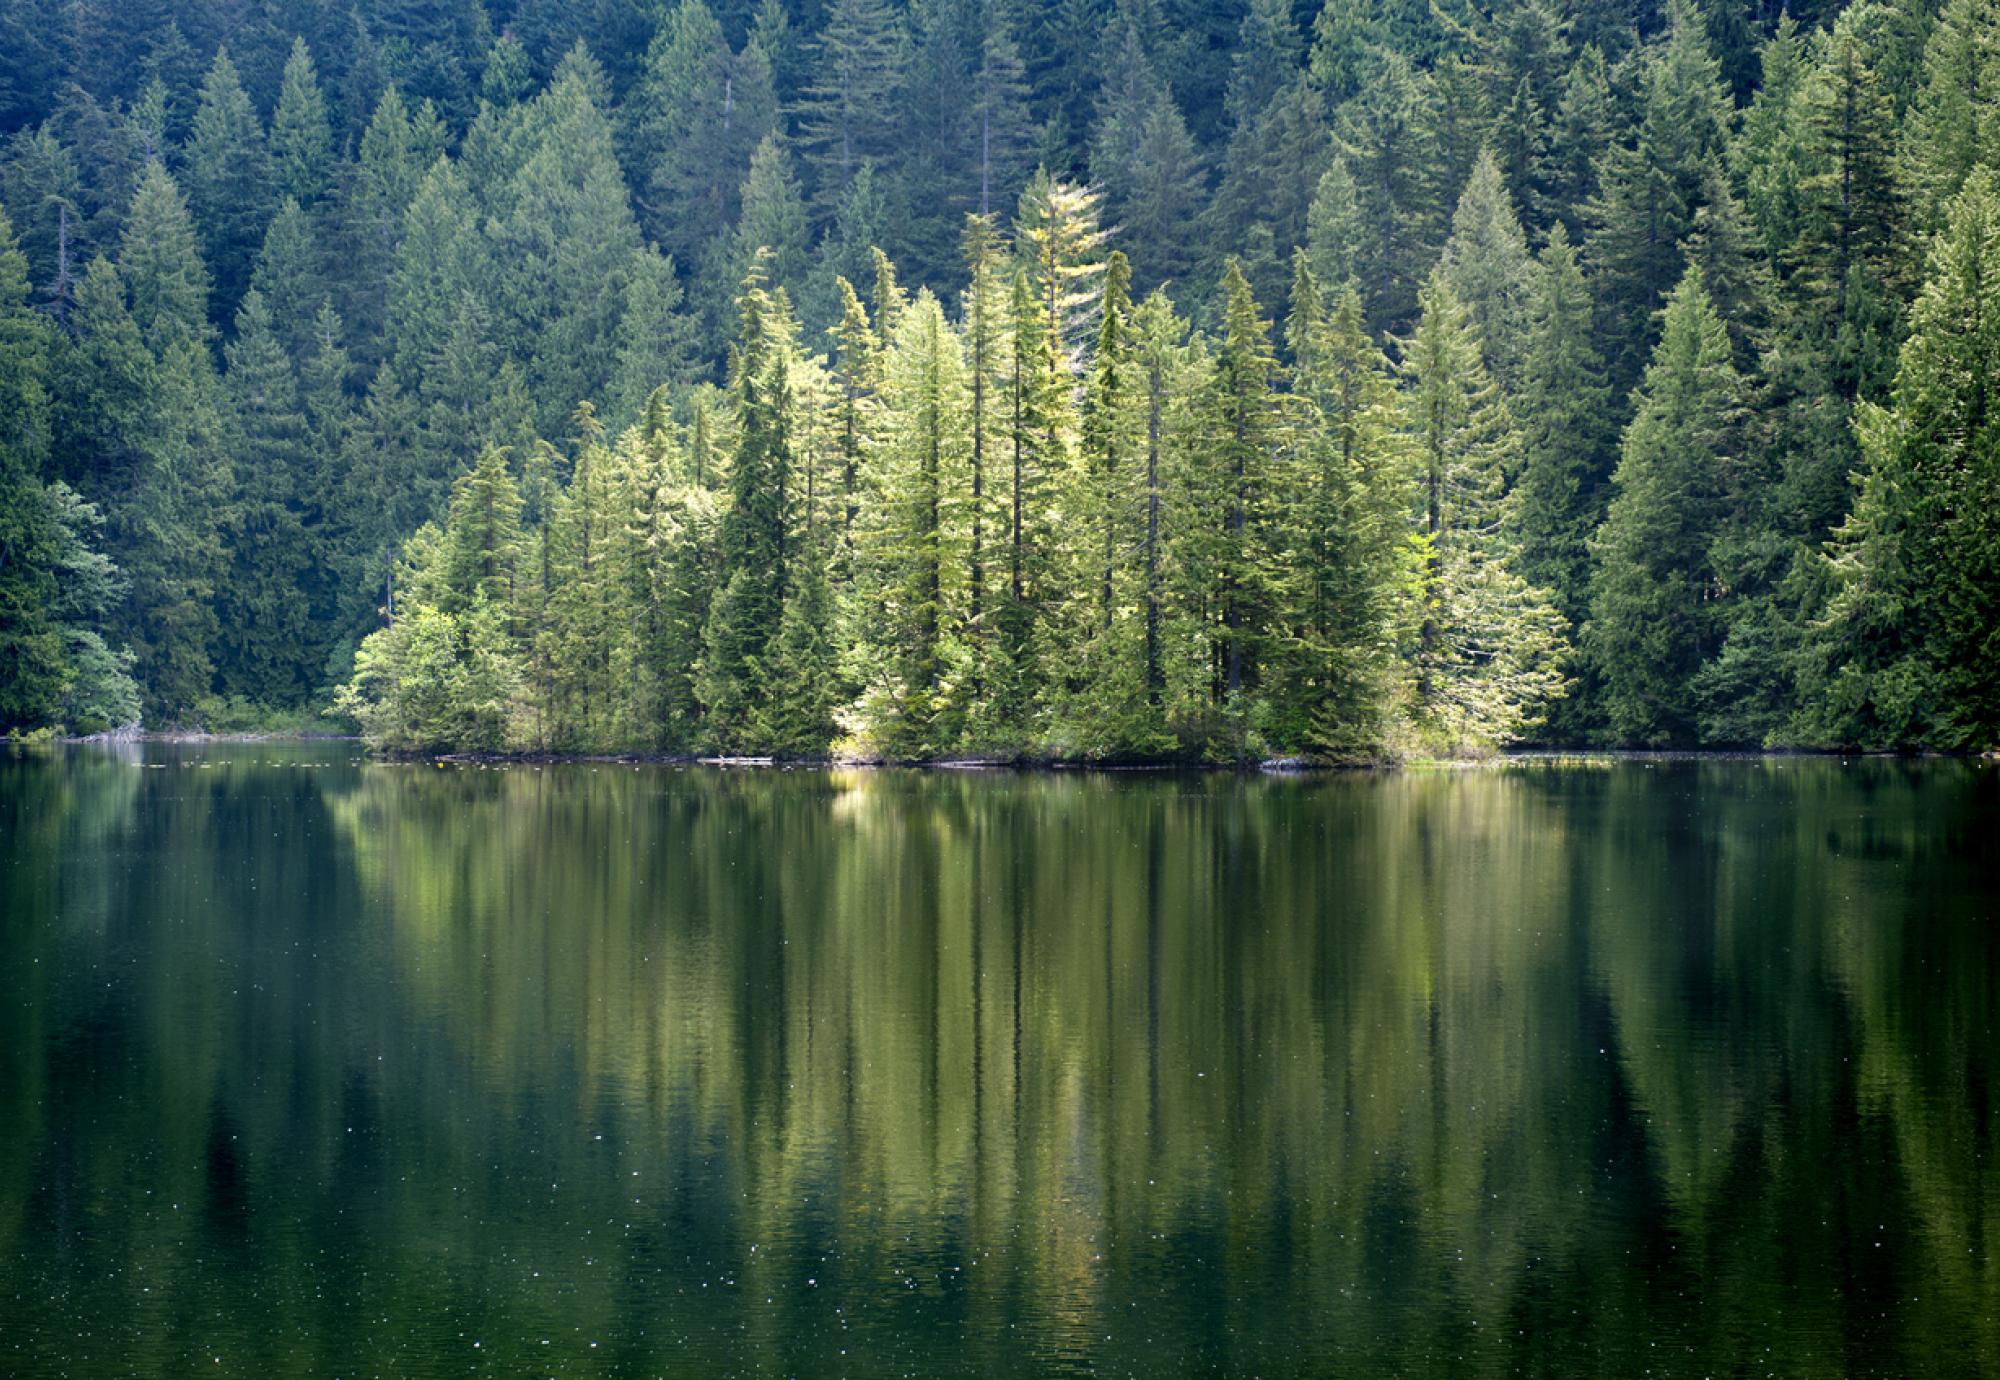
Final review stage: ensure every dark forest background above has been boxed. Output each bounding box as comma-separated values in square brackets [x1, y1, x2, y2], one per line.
[0, 0, 1995, 757]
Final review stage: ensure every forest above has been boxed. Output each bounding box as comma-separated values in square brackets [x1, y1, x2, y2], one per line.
[0, 0, 1995, 758]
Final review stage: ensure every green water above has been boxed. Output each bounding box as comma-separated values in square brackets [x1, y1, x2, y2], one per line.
[2, 746, 1996, 1377]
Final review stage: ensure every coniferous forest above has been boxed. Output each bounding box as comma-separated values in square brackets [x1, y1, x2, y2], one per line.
[0, 0, 1996, 758]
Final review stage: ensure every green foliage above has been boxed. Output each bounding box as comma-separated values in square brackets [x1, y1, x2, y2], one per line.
[1588, 268, 1742, 744]
[1, 0, 1993, 754]
[1804, 171, 2000, 749]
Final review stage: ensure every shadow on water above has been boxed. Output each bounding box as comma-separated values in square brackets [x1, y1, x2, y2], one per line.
[1, 745, 1996, 1376]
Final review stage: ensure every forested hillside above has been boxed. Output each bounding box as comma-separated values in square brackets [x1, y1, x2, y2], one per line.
[0, 0, 1995, 756]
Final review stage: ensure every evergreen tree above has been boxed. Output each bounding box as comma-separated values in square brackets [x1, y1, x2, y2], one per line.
[1334, 48, 1440, 328]
[0, 205, 66, 729]
[795, 0, 905, 221]
[1805, 170, 2000, 748]
[857, 287, 969, 754]
[1513, 225, 1613, 637]
[1401, 270, 1567, 748]
[1588, 267, 1743, 744]
[1584, 0, 1734, 387]
[1187, 260, 1282, 714]
[1897, 0, 2000, 229]
[1014, 170, 1107, 370]
[1276, 258, 1414, 755]
[700, 258, 804, 745]
[606, 245, 695, 432]
[1438, 147, 1536, 392]
[216, 289, 319, 704]
[182, 48, 273, 325]
[969, 0, 1034, 220]
[271, 38, 335, 207]
[732, 135, 811, 301]
[633, 1, 779, 261]
[249, 198, 329, 364]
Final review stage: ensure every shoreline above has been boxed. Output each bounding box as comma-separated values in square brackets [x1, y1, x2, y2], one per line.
[33, 733, 1991, 768]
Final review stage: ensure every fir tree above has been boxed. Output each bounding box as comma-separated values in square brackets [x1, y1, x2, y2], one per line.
[216, 289, 318, 704]
[1513, 225, 1613, 637]
[1401, 270, 1567, 748]
[1806, 170, 2000, 748]
[271, 38, 335, 207]
[1438, 148, 1536, 392]
[1584, 0, 1735, 390]
[182, 48, 273, 326]
[1277, 258, 1414, 755]
[794, 0, 905, 221]
[1588, 267, 1743, 744]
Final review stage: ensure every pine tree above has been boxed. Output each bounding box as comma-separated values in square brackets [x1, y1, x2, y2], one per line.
[271, 38, 334, 207]
[1401, 270, 1567, 748]
[1897, 0, 2000, 230]
[0, 205, 65, 729]
[794, 0, 905, 221]
[1513, 225, 1613, 637]
[182, 48, 273, 326]
[1588, 267, 1742, 744]
[858, 287, 968, 755]
[1276, 258, 1413, 755]
[1438, 148, 1536, 392]
[1189, 260, 1282, 714]
[216, 289, 318, 704]
[1805, 170, 2000, 748]
[1584, 0, 1735, 390]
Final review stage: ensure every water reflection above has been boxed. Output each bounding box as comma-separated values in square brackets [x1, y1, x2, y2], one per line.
[2, 749, 1995, 1376]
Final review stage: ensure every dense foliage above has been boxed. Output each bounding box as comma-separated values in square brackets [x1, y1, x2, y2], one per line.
[0, 0, 1995, 755]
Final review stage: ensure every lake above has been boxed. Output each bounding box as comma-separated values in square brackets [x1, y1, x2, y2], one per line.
[2, 745, 1996, 1376]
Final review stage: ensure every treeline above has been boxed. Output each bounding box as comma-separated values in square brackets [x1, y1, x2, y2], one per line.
[0, 0, 1997, 753]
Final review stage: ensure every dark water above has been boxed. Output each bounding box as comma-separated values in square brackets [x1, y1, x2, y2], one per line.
[3, 746, 1997, 1378]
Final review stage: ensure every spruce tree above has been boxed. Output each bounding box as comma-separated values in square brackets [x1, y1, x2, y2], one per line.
[1438, 148, 1536, 392]
[0, 206, 65, 729]
[216, 289, 318, 704]
[858, 288, 968, 756]
[182, 47, 273, 324]
[270, 38, 334, 207]
[1588, 267, 1743, 744]
[1278, 258, 1414, 756]
[1401, 270, 1567, 748]
[1584, 0, 1735, 388]
[1806, 170, 2000, 748]
[1189, 260, 1282, 714]
[1514, 224, 1613, 633]
[794, 0, 905, 221]
[1897, 0, 2000, 230]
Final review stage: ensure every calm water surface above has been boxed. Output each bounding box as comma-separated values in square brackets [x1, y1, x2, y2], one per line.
[2, 746, 1997, 1377]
